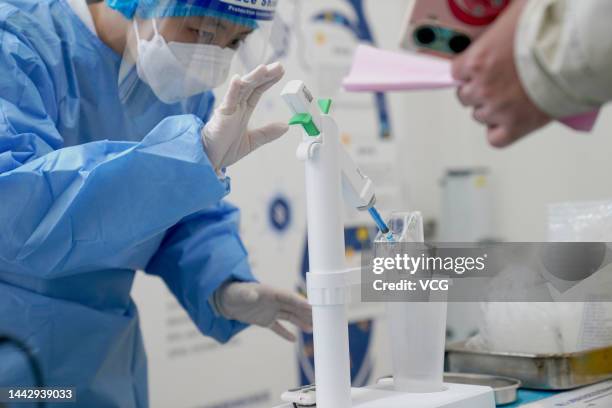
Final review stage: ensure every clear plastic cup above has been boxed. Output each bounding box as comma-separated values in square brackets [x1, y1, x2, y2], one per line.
[376, 212, 447, 393]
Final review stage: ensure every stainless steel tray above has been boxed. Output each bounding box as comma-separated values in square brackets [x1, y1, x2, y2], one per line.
[376, 373, 521, 406]
[446, 341, 612, 390]
[443, 373, 520, 406]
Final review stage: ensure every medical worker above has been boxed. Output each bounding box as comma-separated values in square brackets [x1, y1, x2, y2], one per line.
[0, 0, 312, 407]
[452, 0, 612, 147]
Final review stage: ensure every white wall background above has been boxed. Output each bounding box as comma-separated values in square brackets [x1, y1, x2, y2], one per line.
[394, 89, 612, 241]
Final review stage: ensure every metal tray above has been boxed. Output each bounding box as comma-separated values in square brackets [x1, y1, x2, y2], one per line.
[443, 373, 521, 406]
[446, 341, 612, 390]
[376, 374, 520, 406]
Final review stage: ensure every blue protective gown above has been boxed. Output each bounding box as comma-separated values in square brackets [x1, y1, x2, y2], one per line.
[0, 1, 255, 407]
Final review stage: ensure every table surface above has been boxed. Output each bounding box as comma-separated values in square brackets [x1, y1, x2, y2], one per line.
[505, 389, 559, 407]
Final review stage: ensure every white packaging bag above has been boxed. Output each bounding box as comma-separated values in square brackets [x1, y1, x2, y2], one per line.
[473, 200, 612, 354]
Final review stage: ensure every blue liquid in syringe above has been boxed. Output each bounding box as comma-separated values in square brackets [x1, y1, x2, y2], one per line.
[368, 207, 394, 241]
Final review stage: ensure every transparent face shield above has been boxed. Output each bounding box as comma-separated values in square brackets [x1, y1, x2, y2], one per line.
[118, 0, 278, 104]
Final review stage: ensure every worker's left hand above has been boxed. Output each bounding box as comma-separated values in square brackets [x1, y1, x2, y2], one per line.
[202, 62, 289, 172]
[451, 0, 551, 148]
[214, 282, 313, 342]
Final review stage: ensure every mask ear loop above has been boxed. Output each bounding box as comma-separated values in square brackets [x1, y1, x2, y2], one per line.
[133, 18, 160, 42]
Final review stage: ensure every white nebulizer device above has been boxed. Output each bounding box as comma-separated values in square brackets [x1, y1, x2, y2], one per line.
[275, 80, 495, 408]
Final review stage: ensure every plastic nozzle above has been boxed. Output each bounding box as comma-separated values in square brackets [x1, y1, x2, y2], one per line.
[368, 207, 389, 234]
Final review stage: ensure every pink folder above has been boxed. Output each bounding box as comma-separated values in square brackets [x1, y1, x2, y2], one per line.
[343, 45, 599, 132]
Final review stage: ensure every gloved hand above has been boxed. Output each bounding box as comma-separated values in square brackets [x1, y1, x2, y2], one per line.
[202, 62, 290, 172]
[214, 282, 313, 342]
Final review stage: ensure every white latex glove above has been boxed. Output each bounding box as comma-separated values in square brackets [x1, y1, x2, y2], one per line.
[214, 282, 313, 342]
[202, 62, 289, 171]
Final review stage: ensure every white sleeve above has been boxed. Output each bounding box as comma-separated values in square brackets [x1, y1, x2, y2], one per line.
[514, 0, 612, 118]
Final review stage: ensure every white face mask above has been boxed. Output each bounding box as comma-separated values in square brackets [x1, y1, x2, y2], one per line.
[134, 20, 235, 104]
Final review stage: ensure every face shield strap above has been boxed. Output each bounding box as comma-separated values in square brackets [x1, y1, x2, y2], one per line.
[152, 19, 160, 37]
[133, 19, 142, 43]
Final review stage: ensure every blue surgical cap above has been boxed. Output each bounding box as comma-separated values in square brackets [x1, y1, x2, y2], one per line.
[106, 0, 259, 28]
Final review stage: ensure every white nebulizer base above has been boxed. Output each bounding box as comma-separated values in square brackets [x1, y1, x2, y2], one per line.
[275, 380, 495, 408]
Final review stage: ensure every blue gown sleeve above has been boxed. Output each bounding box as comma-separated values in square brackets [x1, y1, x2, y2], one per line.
[0, 31, 228, 276]
[145, 201, 257, 343]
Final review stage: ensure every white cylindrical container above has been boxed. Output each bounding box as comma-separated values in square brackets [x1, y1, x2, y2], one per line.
[304, 116, 352, 408]
[381, 212, 447, 393]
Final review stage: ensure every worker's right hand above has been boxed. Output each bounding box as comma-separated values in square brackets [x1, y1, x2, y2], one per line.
[202, 62, 289, 173]
[214, 282, 313, 342]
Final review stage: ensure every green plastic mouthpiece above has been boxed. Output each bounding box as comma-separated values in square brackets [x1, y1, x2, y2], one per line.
[289, 113, 320, 137]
